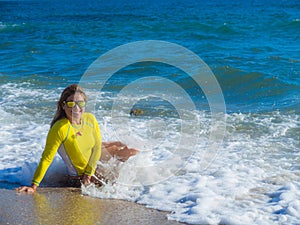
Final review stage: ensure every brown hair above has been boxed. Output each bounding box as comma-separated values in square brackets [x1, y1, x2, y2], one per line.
[50, 84, 87, 127]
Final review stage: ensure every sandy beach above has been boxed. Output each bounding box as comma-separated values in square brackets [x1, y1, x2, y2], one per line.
[0, 187, 187, 225]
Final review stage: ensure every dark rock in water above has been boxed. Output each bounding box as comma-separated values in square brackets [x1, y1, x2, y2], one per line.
[130, 108, 144, 116]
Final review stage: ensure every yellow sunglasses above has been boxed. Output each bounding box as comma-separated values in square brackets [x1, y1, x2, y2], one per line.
[64, 101, 86, 108]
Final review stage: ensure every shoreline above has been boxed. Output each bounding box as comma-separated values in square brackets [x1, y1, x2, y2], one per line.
[0, 187, 187, 225]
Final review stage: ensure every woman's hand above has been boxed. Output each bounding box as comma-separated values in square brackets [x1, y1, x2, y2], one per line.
[81, 174, 91, 186]
[16, 184, 37, 193]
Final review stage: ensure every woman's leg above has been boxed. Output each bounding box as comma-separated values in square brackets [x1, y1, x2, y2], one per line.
[100, 142, 138, 162]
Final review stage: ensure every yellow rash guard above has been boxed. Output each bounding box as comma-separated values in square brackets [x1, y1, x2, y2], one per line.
[32, 113, 102, 186]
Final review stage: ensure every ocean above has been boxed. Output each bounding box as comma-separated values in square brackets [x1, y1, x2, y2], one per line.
[0, 0, 299, 224]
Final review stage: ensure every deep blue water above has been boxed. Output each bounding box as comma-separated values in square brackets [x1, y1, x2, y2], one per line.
[1, 0, 299, 114]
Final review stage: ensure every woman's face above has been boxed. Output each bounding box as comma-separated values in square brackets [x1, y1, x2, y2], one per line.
[63, 93, 86, 124]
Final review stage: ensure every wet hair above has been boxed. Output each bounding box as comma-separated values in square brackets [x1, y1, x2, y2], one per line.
[50, 84, 87, 127]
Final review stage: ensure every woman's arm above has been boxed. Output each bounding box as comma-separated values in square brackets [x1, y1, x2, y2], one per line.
[84, 114, 102, 176]
[17, 121, 68, 193]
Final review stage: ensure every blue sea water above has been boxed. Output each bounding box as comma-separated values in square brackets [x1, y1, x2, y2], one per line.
[0, 0, 300, 224]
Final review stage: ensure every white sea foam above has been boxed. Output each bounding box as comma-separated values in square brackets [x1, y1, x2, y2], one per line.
[1, 83, 299, 224]
[0, 22, 23, 30]
[82, 111, 300, 225]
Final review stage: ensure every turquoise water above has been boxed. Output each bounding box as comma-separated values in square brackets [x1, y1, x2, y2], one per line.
[1, 1, 300, 224]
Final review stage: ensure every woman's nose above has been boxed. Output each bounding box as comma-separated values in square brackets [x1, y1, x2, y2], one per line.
[73, 104, 81, 110]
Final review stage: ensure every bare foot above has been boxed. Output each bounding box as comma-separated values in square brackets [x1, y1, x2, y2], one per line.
[101, 142, 139, 162]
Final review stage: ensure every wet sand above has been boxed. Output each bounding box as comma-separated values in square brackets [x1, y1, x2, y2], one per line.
[0, 187, 186, 225]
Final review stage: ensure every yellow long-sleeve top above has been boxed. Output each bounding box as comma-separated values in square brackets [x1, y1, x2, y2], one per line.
[32, 113, 102, 186]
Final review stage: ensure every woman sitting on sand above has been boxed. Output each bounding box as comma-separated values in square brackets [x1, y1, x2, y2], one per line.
[18, 84, 138, 193]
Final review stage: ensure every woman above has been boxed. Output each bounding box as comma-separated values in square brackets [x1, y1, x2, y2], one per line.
[17, 84, 138, 193]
